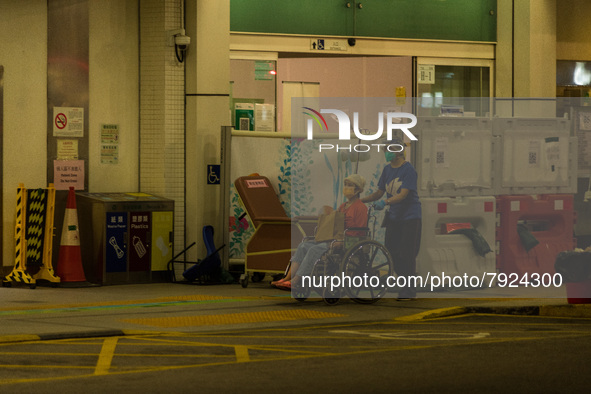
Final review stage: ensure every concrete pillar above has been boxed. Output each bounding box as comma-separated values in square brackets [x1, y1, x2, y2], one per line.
[496, 0, 556, 117]
[495, 0, 513, 99]
[139, 0, 186, 254]
[496, 0, 557, 99]
[184, 0, 230, 258]
[513, 0, 556, 98]
[497, 0, 556, 99]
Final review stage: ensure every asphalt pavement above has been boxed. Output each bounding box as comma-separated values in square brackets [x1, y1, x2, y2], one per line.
[1, 279, 590, 343]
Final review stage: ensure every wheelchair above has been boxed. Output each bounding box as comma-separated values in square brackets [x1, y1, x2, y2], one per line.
[291, 205, 394, 305]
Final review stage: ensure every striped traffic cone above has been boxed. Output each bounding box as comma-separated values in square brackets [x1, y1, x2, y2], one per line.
[56, 187, 87, 283]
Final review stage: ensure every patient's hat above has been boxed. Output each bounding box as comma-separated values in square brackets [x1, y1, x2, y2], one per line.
[345, 174, 366, 192]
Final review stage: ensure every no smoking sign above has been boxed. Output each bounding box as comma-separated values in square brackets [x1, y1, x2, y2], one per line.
[55, 113, 67, 129]
[53, 107, 84, 137]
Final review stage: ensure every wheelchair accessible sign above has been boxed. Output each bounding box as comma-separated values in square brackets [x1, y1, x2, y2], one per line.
[310, 38, 348, 52]
[207, 164, 220, 185]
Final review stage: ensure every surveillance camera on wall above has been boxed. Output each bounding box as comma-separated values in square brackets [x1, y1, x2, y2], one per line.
[175, 34, 191, 50]
[166, 29, 190, 48]
[167, 29, 190, 62]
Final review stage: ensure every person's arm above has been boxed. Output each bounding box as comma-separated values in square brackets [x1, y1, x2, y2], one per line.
[363, 167, 388, 203]
[385, 188, 409, 205]
[361, 189, 384, 203]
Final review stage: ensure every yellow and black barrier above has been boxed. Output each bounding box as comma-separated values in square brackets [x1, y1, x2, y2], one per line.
[3, 183, 60, 288]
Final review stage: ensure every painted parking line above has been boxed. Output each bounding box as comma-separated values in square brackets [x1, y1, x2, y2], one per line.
[94, 337, 118, 375]
[121, 309, 347, 328]
[394, 306, 468, 322]
[1, 317, 590, 387]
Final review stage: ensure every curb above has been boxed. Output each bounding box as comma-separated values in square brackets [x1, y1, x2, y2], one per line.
[468, 304, 591, 318]
[0, 334, 42, 344]
[539, 304, 591, 318]
[396, 304, 591, 322]
[0, 329, 125, 344]
[467, 306, 540, 316]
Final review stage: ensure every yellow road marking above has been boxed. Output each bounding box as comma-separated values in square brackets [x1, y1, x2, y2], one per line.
[234, 345, 250, 362]
[130, 335, 259, 348]
[122, 309, 346, 328]
[1, 328, 590, 387]
[394, 307, 467, 322]
[94, 337, 118, 375]
[0, 335, 552, 387]
[2, 315, 591, 387]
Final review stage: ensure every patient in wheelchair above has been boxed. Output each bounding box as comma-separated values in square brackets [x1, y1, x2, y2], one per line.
[273, 174, 368, 290]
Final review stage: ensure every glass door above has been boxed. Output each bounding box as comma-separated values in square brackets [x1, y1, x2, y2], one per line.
[414, 57, 493, 117]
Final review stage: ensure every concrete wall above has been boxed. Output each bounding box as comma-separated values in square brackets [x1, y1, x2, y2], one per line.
[0, 0, 139, 269]
[88, 0, 139, 192]
[0, 0, 49, 269]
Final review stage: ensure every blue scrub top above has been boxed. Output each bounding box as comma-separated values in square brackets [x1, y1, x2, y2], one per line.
[378, 161, 422, 220]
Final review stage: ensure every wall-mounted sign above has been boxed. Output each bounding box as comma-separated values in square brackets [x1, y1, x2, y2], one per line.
[101, 124, 119, 143]
[57, 139, 78, 159]
[310, 38, 348, 52]
[101, 124, 119, 164]
[207, 164, 220, 185]
[417, 65, 435, 84]
[54, 160, 85, 190]
[254, 61, 275, 81]
[101, 144, 119, 164]
[53, 107, 84, 137]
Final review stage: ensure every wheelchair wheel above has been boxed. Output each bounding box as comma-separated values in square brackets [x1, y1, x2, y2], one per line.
[323, 287, 340, 306]
[292, 285, 310, 302]
[239, 274, 249, 288]
[340, 240, 393, 304]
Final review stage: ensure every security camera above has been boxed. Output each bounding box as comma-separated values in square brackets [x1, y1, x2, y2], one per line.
[167, 29, 190, 62]
[175, 34, 191, 50]
[166, 29, 189, 47]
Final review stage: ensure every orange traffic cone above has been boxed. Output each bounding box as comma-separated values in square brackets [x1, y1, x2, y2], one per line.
[56, 187, 87, 283]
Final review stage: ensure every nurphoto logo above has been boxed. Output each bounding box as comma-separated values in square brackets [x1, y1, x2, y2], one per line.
[302, 107, 417, 152]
